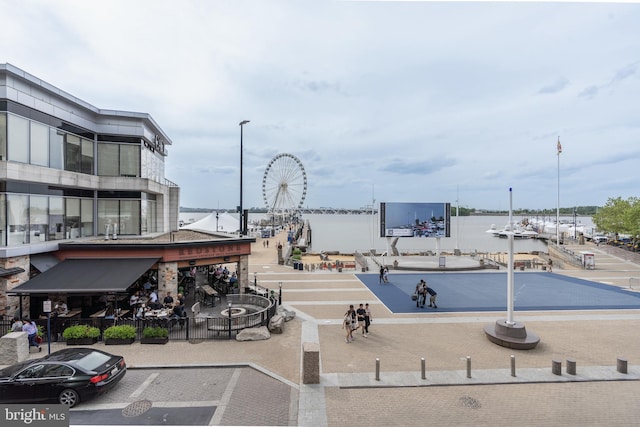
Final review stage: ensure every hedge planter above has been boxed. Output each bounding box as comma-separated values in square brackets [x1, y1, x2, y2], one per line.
[141, 326, 169, 344]
[103, 325, 136, 346]
[62, 325, 101, 345]
[66, 337, 98, 346]
[140, 337, 169, 344]
[105, 338, 135, 345]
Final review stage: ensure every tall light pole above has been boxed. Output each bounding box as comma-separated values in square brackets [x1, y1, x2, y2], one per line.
[239, 120, 250, 236]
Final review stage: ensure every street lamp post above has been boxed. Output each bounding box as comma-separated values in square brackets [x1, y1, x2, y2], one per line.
[227, 301, 232, 340]
[278, 281, 282, 305]
[216, 211, 219, 232]
[254, 272, 257, 294]
[239, 120, 250, 236]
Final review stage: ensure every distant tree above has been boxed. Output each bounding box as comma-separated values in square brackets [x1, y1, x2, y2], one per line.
[593, 197, 640, 239]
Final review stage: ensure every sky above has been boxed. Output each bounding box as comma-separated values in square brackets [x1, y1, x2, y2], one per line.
[1, 1, 639, 211]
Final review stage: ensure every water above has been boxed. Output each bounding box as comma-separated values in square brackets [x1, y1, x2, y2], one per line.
[301, 214, 595, 254]
[179, 212, 595, 254]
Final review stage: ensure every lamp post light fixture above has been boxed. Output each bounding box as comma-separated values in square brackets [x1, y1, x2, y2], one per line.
[239, 120, 250, 236]
[228, 301, 232, 340]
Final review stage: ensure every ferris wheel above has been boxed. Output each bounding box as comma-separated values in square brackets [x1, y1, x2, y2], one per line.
[262, 153, 307, 218]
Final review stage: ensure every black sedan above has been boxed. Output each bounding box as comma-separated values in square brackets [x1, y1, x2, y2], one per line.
[0, 347, 126, 408]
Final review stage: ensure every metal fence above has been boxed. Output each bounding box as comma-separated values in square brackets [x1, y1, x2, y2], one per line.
[1, 296, 278, 344]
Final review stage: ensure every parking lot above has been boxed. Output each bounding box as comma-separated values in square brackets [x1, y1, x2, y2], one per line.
[70, 366, 296, 426]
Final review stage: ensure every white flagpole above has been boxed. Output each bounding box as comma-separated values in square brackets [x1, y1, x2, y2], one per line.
[507, 187, 514, 325]
[556, 137, 561, 246]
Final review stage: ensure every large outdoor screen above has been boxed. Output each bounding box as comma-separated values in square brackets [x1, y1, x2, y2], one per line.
[379, 202, 451, 238]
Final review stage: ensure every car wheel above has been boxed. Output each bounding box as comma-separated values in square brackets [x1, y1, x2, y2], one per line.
[59, 388, 80, 407]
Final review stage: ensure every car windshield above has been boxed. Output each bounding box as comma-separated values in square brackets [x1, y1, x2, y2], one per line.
[74, 351, 112, 371]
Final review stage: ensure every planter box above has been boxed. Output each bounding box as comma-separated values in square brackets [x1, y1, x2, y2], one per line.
[105, 338, 135, 345]
[141, 337, 169, 344]
[66, 337, 98, 346]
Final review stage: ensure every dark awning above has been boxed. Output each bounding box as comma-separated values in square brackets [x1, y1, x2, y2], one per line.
[0, 267, 25, 277]
[9, 258, 159, 295]
[30, 253, 61, 273]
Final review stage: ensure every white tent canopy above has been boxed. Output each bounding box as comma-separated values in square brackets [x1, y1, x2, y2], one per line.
[182, 212, 239, 234]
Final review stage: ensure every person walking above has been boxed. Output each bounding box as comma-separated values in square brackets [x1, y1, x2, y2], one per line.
[356, 304, 367, 338]
[364, 303, 372, 335]
[10, 315, 23, 332]
[342, 307, 355, 343]
[425, 285, 438, 308]
[379, 266, 385, 284]
[382, 267, 390, 284]
[22, 318, 41, 352]
[348, 305, 358, 339]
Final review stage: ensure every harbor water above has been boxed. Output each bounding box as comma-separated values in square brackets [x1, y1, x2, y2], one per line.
[179, 212, 595, 255]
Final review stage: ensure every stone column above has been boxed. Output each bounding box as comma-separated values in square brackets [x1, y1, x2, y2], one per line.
[157, 262, 178, 296]
[1, 255, 31, 318]
[238, 255, 248, 295]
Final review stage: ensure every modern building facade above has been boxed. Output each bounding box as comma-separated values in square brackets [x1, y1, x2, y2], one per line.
[0, 63, 184, 317]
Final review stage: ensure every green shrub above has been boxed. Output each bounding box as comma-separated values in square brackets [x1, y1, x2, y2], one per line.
[292, 248, 302, 255]
[292, 254, 302, 260]
[103, 325, 136, 340]
[63, 325, 101, 340]
[142, 326, 168, 338]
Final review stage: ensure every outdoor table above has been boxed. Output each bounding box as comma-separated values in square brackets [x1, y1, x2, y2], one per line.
[200, 284, 220, 307]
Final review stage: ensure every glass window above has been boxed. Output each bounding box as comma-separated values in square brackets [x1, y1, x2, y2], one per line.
[97, 143, 118, 176]
[66, 198, 81, 239]
[65, 134, 81, 172]
[120, 144, 140, 177]
[48, 196, 64, 240]
[7, 114, 29, 163]
[81, 198, 93, 237]
[30, 122, 49, 166]
[29, 195, 48, 243]
[49, 128, 64, 170]
[7, 194, 28, 246]
[0, 113, 7, 161]
[98, 200, 119, 236]
[42, 364, 74, 378]
[141, 198, 157, 234]
[81, 138, 94, 174]
[119, 200, 140, 235]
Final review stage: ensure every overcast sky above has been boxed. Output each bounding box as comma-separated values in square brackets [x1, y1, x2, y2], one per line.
[2, 1, 639, 211]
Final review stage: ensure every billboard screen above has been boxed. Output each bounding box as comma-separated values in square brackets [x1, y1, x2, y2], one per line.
[379, 202, 451, 238]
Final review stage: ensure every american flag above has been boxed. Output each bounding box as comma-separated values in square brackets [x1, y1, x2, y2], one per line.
[557, 138, 562, 154]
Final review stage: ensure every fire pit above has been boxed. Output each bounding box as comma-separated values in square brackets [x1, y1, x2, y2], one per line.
[221, 307, 247, 317]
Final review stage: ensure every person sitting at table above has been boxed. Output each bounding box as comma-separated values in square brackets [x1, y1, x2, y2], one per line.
[54, 300, 69, 315]
[149, 289, 158, 304]
[163, 291, 174, 307]
[135, 303, 146, 319]
[129, 292, 140, 308]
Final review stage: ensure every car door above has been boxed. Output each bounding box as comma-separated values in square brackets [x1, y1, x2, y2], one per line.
[12, 363, 47, 402]
[37, 364, 76, 401]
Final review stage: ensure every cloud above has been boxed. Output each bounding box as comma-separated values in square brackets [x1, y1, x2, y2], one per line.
[379, 158, 456, 175]
[537, 77, 569, 95]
